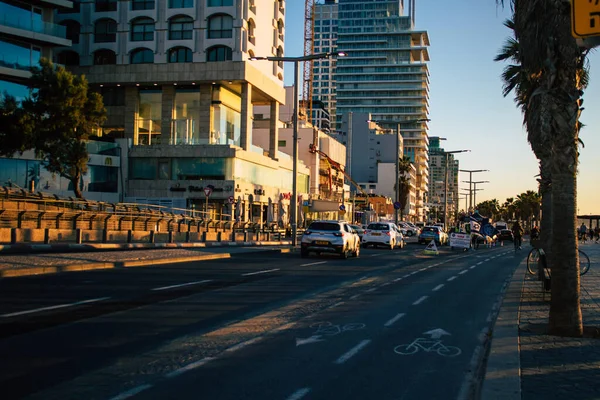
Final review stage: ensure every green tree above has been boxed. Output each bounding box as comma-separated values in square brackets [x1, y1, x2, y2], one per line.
[397, 156, 413, 221]
[0, 59, 106, 199]
[496, 0, 585, 336]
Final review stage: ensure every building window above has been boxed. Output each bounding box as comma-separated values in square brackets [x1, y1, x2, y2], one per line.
[206, 45, 232, 61]
[57, 51, 79, 66]
[94, 18, 117, 43]
[276, 46, 283, 68]
[60, 20, 80, 44]
[168, 15, 193, 40]
[208, 0, 233, 6]
[247, 18, 255, 44]
[130, 48, 154, 64]
[130, 17, 154, 41]
[169, 0, 193, 7]
[131, 0, 154, 10]
[136, 89, 162, 145]
[207, 14, 233, 39]
[95, 0, 117, 12]
[171, 88, 201, 145]
[168, 47, 192, 63]
[97, 86, 125, 106]
[278, 140, 286, 147]
[277, 19, 284, 41]
[93, 49, 116, 65]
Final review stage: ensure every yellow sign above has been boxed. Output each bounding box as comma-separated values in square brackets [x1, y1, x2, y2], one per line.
[572, 0, 600, 37]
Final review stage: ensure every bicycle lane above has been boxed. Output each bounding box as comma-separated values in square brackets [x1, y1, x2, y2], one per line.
[115, 247, 517, 400]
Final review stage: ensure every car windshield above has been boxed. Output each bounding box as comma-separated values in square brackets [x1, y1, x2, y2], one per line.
[308, 222, 340, 231]
[367, 223, 390, 230]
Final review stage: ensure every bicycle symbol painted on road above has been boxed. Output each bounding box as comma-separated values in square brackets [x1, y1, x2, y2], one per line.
[394, 338, 461, 357]
[394, 328, 461, 357]
[310, 321, 365, 336]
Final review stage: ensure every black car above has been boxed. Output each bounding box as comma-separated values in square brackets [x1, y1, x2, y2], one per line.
[497, 229, 514, 241]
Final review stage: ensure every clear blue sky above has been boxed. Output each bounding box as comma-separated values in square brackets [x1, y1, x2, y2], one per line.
[284, 0, 599, 215]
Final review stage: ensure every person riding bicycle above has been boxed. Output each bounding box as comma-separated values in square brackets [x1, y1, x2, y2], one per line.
[530, 225, 539, 240]
[512, 221, 524, 250]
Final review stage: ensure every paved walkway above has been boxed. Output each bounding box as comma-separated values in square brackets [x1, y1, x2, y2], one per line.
[483, 242, 600, 399]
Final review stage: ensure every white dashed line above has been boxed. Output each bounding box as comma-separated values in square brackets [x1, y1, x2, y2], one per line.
[412, 296, 428, 305]
[381, 282, 391, 287]
[366, 288, 377, 293]
[1, 297, 110, 318]
[300, 261, 327, 267]
[152, 280, 212, 291]
[470, 265, 477, 270]
[241, 268, 280, 276]
[394, 277, 403, 282]
[459, 270, 468, 275]
[432, 284, 444, 292]
[447, 276, 457, 282]
[350, 294, 361, 300]
[477, 261, 484, 265]
[370, 254, 384, 257]
[224, 337, 263, 353]
[332, 301, 345, 308]
[384, 313, 406, 327]
[286, 388, 311, 400]
[165, 357, 215, 379]
[334, 340, 371, 364]
[109, 384, 153, 400]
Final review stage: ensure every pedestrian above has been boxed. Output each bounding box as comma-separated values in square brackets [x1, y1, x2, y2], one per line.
[579, 223, 588, 243]
[595, 226, 600, 243]
[512, 220, 524, 250]
[530, 225, 539, 240]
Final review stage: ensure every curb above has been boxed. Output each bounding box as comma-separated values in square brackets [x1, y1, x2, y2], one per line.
[0, 248, 293, 279]
[0, 241, 292, 254]
[480, 258, 525, 399]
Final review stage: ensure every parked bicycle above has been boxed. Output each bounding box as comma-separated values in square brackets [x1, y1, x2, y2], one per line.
[527, 247, 590, 276]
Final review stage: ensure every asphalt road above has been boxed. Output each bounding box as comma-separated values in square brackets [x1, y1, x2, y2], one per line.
[0, 244, 525, 400]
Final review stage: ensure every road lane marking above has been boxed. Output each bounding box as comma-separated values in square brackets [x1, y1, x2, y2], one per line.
[165, 357, 215, 379]
[1, 297, 110, 318]
[447, 276, 457, 281]
[384, 313, 405, 327]
[459, 270, 468, 275]
[366, 288, 377, 293]
[334, 340, 371, 364]
[300, 261, 327, 267]
[432, 284, 444, 292]
[350, 294, 361, 300]
[109, 384, 153, 400]
[370, 253, 383, 257]
[470, 265, 477, 269]
[477, 261, 484, 265]
[394, 277, 403, 282]
[152, 280, 212, 291]
[286, 388, 311, 400]
[332, 301, 345, 308]
[241, 268, 280, 276]
[412, 296, 428, 305]
[419, 268, 427, 272]
[381, 282, 391, 287]
[224, 337, 263, 353]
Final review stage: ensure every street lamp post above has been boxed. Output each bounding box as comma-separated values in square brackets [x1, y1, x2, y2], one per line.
[471, 180, 489, 209]
[443, 150, 469, 229]
[250, 52, 345, 246]
[459, 169, 489, 211]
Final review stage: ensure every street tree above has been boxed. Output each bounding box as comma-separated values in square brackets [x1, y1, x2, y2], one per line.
[397, 156, 413, 221]
[496, 0, 585, 336]
[4, 59, 106, 199]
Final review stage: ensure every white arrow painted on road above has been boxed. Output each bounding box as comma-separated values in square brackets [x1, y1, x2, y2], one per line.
[423, 328, 450, 339]
[296, 335, 324, 346]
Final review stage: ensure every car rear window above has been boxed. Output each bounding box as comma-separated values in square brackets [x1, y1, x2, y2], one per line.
[422, 227, 438, 232]
[367, 223, 390, 230]
[501, 229, 512, 233]
[349, 225, 362, 230]
[308, 222, 340, 231]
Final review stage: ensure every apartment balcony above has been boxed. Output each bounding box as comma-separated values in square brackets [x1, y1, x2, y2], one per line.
[0, 13, 70, 46]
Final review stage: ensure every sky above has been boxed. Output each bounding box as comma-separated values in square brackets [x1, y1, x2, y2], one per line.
[283, 0, 600, 215]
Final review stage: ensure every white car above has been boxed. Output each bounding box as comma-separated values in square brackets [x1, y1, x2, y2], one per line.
[300, 220, 361, 259]
[362, 222, 405, 249]
[398, 221, 420, 237]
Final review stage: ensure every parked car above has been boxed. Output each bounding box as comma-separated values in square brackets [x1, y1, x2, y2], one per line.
[497, 229, 514, 242]
[362, 222, 404, 249]
[349, 224, 365, 240]
[301, 220, 361, 259]
[418, 225, 449, 245]
[398, 221, 420, 237]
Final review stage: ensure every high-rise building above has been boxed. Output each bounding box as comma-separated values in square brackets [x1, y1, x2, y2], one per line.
[54, 0, 310, 224]
[0, 0, 72, 99]
[312, 0, 430, 221]
[428, 137, 459, 224]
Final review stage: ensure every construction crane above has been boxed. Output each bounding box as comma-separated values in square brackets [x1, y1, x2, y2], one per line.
[302, 0, 315, 123]
[308, 143, 372, 209]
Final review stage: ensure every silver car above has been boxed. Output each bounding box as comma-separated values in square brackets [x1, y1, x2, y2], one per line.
[301, 220, 361, 259]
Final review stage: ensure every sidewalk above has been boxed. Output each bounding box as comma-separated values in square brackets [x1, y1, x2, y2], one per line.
[0, 244, 293, 278]
[483, 243, 600, 399]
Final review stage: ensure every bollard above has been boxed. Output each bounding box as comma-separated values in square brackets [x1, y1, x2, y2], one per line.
[44, 228, 50, 244]
[149, 230, 155, 243]
[127, 230, 133, 243]
[201, 231, 207, 242]
[102, 229, 108, 244]
[168, 231, 174, 243]
[186, 231, 191, 243]
[10, 228, 17, 244]
[217, 231, 222, 242]
[76, 228, 83, 244]
[244, 231, 249, 242]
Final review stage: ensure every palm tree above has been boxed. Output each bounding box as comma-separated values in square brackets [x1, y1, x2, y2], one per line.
[496, 0, 586, 336]
[397, 156, 413, 221]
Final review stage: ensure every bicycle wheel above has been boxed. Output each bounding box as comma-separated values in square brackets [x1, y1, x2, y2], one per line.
[579, 249, 591, 275]
[394, 344, 419, 355]
[437, 345, 462, 357]
[527, 248, 540, 275]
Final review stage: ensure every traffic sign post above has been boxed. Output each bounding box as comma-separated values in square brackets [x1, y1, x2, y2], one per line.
[572, 0, 600, 38]
[203, 186, 213, 219]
